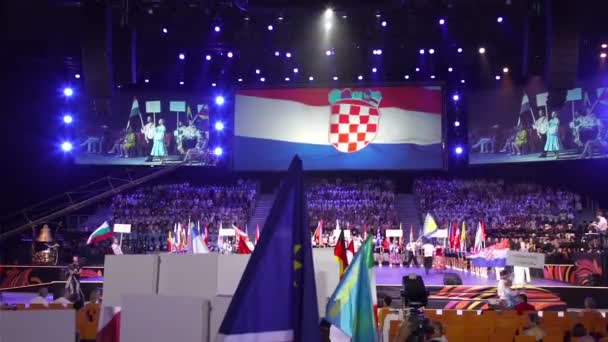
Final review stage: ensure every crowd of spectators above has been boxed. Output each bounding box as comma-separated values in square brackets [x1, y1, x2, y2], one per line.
[110, 180, 257, 253]
[415, 178, 581, 231]
[306, 178, 398, 232]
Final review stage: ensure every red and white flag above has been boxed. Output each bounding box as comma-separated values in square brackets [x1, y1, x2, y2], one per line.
[96, 306, 121, 342]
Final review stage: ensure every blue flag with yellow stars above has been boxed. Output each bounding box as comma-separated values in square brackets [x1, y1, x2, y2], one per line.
[217, 155, 320, 342]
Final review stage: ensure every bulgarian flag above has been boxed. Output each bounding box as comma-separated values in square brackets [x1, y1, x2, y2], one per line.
[87, 222, 113, 245]
[97, 306, 121, 342]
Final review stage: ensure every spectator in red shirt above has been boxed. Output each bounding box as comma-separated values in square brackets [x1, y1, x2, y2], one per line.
[514, 294, 536, 315]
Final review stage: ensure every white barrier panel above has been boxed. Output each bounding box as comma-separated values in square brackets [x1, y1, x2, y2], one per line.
[313, 248, 340, 317]
[0, 310, 75, 342]
[158, 253, 250, 299]
[210, 295, 233, 342]
[120, 295, 209, 342]
[386, 229, 403, 238]
[103, 254, 159, 307]
[506, 251, 545, 268]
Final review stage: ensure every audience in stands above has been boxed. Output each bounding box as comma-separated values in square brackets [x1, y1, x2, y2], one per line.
[307, 178, 397, 231]
[521, 313, 546, 342]
[29, 287, 49, 307]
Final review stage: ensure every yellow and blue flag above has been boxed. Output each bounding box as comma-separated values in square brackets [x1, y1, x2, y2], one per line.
[217, 156, 320, 342]
[325, 235, 378, 342]
[423, 213, 438, 237]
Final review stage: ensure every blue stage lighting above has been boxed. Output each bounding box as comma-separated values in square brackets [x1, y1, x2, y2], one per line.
[74, 74, 80, 79]
[461, 79, 466, 84]
[215, 96, 225, 105]
[285, 77, 290, 82]
[326, 50, 332, 56]
[448, 67, 453, 72]
[497, 17, 503, 23]
[215, 121, 225, 131]
[372, 67, 377, 73]
[61, 141, 73, 152]
[452, 94, 460, 101]
[429, 49, 435, 54]
[274, 51, 280, 56]
[63, 87, 74, 97]
[439, 18, 445, 25]
[255, 69, 261, 74]
[211, 83, 217, 87]
[63, 114, 73, 124]
[144, 78, 149, 83]
[358, 75, 363, 80]
[227, 52, 233, 58]
[179, 53, 185, 60]
[419, 49, 425, 55]
[455, 146, 463, 155]
[457, 48, 463, 53]
[268, 25, 273, 31]
[260, 77, 266, 82]
[381, 21, 387, 27]
[454, 120, 461, 127]
[214, 25, 221, 32]
[214, 147, 223, 156]
[376, 49, 382, 55]
[237, 78, 243, 82]
[205, 55, 212, 61]
[162, 27, 168, 34]
[415, 67, 420, 72]
[293, 68, 299, 73]
[179, 81, 184, 85]
[495, 75, 501, 80]
[285, 52, 292, 58]
[404, 75, 410, 79]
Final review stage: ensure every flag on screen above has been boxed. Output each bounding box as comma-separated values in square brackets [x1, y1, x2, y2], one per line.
[96, 306, 121, 342]
[334, 229, 349, 278]
[130, 98, 140, 118]
[423, 213, 438, 237]
[326, 235, 377, 342]
[86, 221, 113, 245]
[217, 156, 320, 342]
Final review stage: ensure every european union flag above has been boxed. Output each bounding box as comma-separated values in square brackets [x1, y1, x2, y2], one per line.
[217, 156, 320, 342]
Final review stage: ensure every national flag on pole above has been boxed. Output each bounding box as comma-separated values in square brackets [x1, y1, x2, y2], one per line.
[167, 231, 173, 252]
[334, 229, 349, 278]
[382, 236, 390, 250]
[96, 306, 121, 342]
[460, 221, 467, 252]
[233, 224, 253, 254]
[409, 224, 414, 243]
[314, 220, 323, 247]
[474, 222, 483, 253]
[346, 239, 355, 264]
[480, 221, 486, 242]
[130, 98, 140, 118]
[363, 224, 368, 240]
[423, 213, 438, 237]
[204, 225, 210, 247]
[520, 94, 531, 113]
[86, 221, 113, 245]
[186, 105, 193, 121]
[453, 222, 461, 250]
[217, 156, 320, 342]
[326, 235, 378, 342]
[190, 225, 210, 254]
[398, 223, 403, 246]
[448, 222, 457, 249]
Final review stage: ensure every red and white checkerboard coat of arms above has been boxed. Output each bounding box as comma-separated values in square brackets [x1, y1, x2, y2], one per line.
[329, 99, 380, 153]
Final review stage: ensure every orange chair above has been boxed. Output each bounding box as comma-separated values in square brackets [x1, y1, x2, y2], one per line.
[540, 312, 569, 341]
[27, 303, 49, 310]
[15, 304, 27, 310]
[513, 335, 537, 342]
[463, 311, 491, 341]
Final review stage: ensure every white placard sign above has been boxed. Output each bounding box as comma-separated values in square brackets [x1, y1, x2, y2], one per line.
[332, 229, 351, 239]
[219, 228, 235, 237]
[146, 101, 161, 113]
[506, 251, 545, 269]
[386, 229, 403, 238]
[114, 223, 132, 234]
[169, 101, 186, 112]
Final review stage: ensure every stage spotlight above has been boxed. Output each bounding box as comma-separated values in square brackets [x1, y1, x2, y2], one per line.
[285, 77, 290, 81]
[404, 75, 410, 79]
[419, 49, 425, 55]
[372, 67, 377, 73]
[497, 16, 504, 23]
[260, 77, 266, 82]
[457, 48, 463, 53]
[285, 52, 292, 58]
[439, 18, 445, 25]
[415, 67, 420, 72]
[454, 120, 461, 127]
[268, 25, 274, 31]
[63, 87, 74, 97]
[430, 75, 436, 79]
[454, 146, 463, 155]
[376, 13, 381, 18]
[215, 96, 225, 105]
[376, 49, 382, 55]
[478, 47, 486, 54]
[324, 8, 334, 18]
[255, 69, 261, 74]
[452, 94, 460, 101]
[179, 81, 184, 85]
[448, 67, 453, 72]
[213, 147, 223, 156]
[205, 55, 212, 61]
[429, 49, 435, 54]
[274, 51, 280, 56]
[162, 27, 168, 34]
[74, 74, 80, 79]
[63, 114, 73, 124]
[358, 75, 363, 80]
[381, 21, 387, 27]
[503, 67, 509, 73]
[324, 22, 332, 30]
[237, 78, 243, 82]
[214, 25, 221, 32]
[326, 50, 332, 56]
[309, 76, 314, 81]
[278, 16, 284, 21]
[495, 75, 501, 80]
[179, 53, 185, 60]
[61, 141, 73, 152]
[215, 121, 225, 131]
[603, 44, 608, 49]
[144, 78, 149, 83]
[333, 76, 338, 81]
[227, 52, 234, 58]
[293, 68, 299, 73]
[460, 79, 466, 84]
[601, 53, 607, 59]
[342, 15, 347, 19]
[211, 83, 217, 87]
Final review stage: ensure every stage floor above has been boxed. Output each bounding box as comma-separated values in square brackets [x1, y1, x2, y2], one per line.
[468, 148, 608, 164]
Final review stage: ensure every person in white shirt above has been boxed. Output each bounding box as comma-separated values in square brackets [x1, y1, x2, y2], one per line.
[30, 287, 50, 307]
[422, 240, 435, 275]
[52, 289, 72, 306]
[111, 237, 123, 255]
[589, 211, 607, 232]
[404, 242, 419, 268]
[497, 270, 516, 307]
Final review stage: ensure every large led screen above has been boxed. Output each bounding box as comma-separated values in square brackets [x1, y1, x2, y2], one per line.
[233, 86, 444, 170]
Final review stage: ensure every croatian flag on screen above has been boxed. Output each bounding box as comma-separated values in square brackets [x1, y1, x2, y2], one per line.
[234, 86, 443, 170]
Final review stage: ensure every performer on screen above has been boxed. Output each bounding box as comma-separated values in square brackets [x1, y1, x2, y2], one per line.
[533, 109, 548, 157]
[65, 256, 83, 300]
[544, 111, 561, 159]
[149, 118, 167, 162]
[141, 116, 155, 154]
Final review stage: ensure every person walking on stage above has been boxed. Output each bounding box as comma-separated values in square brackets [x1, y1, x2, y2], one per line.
[422, 239, 435, 275]
[544, 111, 561, 159]
[404, 240, 419, 268]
